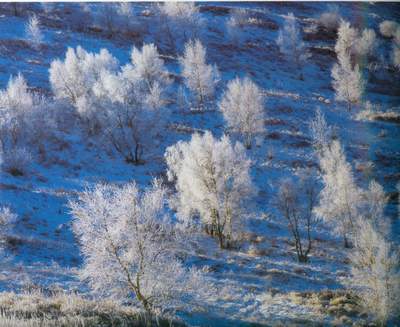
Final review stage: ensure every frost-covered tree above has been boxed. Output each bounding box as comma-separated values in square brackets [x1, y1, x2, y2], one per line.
[219, 77, 265, 149]
[331, 54, 364, 112]
[350, 218, 400, 324]
[0, 73, 60, 175]
[0, 206, 17, 241]
[318, 5, 341, 31]
[25, 14, 43, 50]
[126, 43, 170, 93]
[180, 39, 219, 110]
[362, 180, 388, 222]
[315, 140, 363, 247]
[332, 22, 365, 112]
[165, 132, 254, 248]
[276, 13, 310, 76]
[354, 29, 377, 60]
[308, 107, 333, 152]
[91, 43, 169, 164]
[393, 44, 400, 69]
[0, 74, 33, 150]
[70, 179, 206, 316]
[277, 170, 319, 263]
[158, 2, 203, 49]
[226, 8, 250, 42]
[379, 20, 399, 38]
[49, 46, 118, 128]
[335, 20, 358, 58]
[392, 30, 400, 69]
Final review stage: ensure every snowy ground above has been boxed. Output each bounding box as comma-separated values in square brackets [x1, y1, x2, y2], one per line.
[0, 2, 399, 326]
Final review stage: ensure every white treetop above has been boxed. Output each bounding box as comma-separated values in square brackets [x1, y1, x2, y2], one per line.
[350, 218, 400, 324]
[70, 179, 206, 315]
[25, 14, 43, 50]
[180, 39, 219, 110]
[308, 107, 333, 152]
[165, 131, 254, 248]
[276, 13, 310, 70]
[49, 46, 118, 110]
[315, 140, 362, 247]
[219, 77, 265, 149]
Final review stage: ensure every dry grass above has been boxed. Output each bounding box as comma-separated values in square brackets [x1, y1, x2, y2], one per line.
[0, 291, 183, 327]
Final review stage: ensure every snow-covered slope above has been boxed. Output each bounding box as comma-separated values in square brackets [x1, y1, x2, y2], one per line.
[0, 2, 399, 326]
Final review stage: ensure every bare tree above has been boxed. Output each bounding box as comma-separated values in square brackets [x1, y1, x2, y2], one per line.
[277, 170, 319, 263]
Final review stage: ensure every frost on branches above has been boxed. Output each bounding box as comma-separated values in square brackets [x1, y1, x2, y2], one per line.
[180, 39, 220, 110]
[49, 46, 118, 129]
[70, 179, 206, 316]
[50, 44, 169, 164]
[276, 13, 310, 77]
[0, 206, 16, 243]
[0, 74, 38, 175]
[219, 77, 265, 149]
[25, 14, 43, 50]
[93, 43, 169, 164]
[315, 140, 362, 248]
[350, 218, 400, 324]
[308, 107, 333, 153]
[331, 21, 365, 111]
[165, 132, 254, 248]
[158, 2, 203, 50]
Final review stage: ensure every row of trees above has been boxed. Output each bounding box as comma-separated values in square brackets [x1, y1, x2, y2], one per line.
[47, 40, 267, 165]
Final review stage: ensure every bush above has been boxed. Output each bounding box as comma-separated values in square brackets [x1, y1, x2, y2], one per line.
[379, 20, 399, 38]
[1, 147, 31, 176]
[318, 5, 341, 31]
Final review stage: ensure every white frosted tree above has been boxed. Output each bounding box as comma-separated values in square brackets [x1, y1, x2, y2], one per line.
[392, 30, 400, 69]
[335, 20, 358, 58]
[354, 28, 377, 60]
[159, 2, 203, 49]
[70, 179, 206, 316]
[276, 13, 310, 77]
[180, 39, 220, 110]
[0, 206, 17, 243]
[91, 43, 169, 164]
[379, 20, 399, 38]
[318, 5, 341, 31]
[308, 107, 333, 152]
[165, 132, 254, 248]
[362, 180, 388, 222]
[25, 14, 43, 50]
[49, 46, 118, 129]
[332, 20, 367, 112]
[0, 74, 33, 151]
[226, 8, 250, 42]
[219, 77, 265, 149]
[331, 55, 364, 112]
[126, 43, 170, 94]
[350, 218, 400, 324]
[332, 23, 364, 111]
[315, 140, 363, 247]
